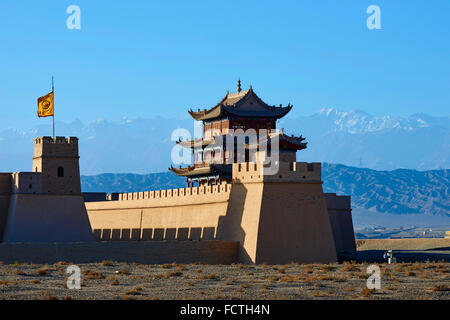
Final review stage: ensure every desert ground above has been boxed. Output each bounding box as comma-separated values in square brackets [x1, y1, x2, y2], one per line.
[0, 260, 448, 300]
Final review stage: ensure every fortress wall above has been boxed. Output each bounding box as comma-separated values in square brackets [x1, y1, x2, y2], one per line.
[0, 241, 238, 265]
[3, 194, 94, 243]
[254, 182, 338, 264]
[325, 193, 356, 253]
[219, 162, 337, 263]
[86, 184, 232, 242]
[33, 136, 79, 158]
[0, 173, 12, 194]
[216, 182, 264, 263]
[0, 173, 12, 241]
[232, 161, 322, 182]
[11, 172, 42, 194]
[85, 162, 344, 264]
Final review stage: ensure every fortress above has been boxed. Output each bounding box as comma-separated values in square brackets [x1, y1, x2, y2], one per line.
[0, 82, 356, 264]
[0, 136, 93, 243]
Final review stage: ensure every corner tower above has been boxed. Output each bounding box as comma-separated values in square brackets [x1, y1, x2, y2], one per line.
[33, 136, 81, 195]
[2, 136, 93, 243]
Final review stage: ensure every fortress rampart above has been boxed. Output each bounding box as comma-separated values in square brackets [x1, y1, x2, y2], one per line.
[0, 137, 93, 243]
[232, 161, 322, 183]
[86, 161, 355, 264]
[86, 183, 232, 242]
[0, 136, 355, 264]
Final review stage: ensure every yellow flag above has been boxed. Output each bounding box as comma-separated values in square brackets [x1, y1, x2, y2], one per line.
[37, 91, 54, 117]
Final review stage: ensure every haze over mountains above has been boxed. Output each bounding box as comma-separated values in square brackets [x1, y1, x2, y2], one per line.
[80, 164, 450, 220]
[0, 108, 448, 174]
[1, 108, 449, 226]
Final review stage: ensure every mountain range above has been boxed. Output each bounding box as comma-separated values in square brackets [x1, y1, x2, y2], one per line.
[80, 164, 450, 228]
[1, 108, 449, 227]
[1, 108, 448, 174]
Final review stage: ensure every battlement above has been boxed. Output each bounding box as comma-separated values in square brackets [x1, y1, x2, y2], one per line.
[11, 172, 43, 194]
[33, 136, 79, 160]
[34, 136, 79, 145]
[324, 193, 351, 211]
[108, 182, 231, 201]
[32, 136, 81, 195]
[232, 161, 322, 183]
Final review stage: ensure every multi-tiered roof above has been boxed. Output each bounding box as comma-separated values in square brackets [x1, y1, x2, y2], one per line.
[188, 85, 292, 121]
[170, 81, 307, 185]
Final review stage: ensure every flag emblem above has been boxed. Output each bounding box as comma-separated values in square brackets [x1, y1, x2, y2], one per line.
[37, 92, 54, 117]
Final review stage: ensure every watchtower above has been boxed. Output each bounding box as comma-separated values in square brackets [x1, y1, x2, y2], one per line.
[32, 136, 81, 195]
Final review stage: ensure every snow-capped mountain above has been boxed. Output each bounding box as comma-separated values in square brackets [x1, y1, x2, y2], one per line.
[286, 107, 450, 134]
[0, 108, 449, 174]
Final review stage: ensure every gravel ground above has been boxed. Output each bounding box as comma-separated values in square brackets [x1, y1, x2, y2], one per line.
[0, 261, 448, 300]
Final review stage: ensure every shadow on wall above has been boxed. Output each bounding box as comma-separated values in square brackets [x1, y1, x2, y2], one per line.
[92, 184, 252, 262]
[216, 183, 252, 263]
[93, 226, 218, 241]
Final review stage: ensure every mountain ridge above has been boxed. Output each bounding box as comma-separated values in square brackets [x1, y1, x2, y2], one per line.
[81, 164, 450, 218]
[1, 108, 449, 174]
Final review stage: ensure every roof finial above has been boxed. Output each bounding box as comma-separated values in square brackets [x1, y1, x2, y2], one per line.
[237, 78, 241, 93]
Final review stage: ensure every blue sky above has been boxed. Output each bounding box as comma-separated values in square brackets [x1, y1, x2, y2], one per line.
[0, 0, 449, 130]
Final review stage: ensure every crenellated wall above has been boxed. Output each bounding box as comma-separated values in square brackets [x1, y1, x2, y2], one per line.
[86, 161, 347, 264]
[232, 161, 322, 183]
[86, 183, 232, 242]
[33, 136, 81, 195]
[0, 136, 93, 243]
[0, 136, 355, 264]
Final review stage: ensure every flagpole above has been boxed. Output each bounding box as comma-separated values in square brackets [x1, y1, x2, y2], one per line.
[52, 76, 55, 139]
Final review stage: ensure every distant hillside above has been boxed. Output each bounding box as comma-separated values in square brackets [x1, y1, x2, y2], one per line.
[81, 164, 450, 218]
[322, 164, 449, 216]
[2, 109, 449, 174]
[81, 172, 185, 194]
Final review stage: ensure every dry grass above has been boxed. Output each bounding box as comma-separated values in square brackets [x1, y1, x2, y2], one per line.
[125, 286, 143, 296]
[101, 260, 114, 267]
[36, 267, 48, 276]
[344, 286, 355, 292]
[320, 265, 337, 272]
[198, 273, 219, 280]
[430, 284, 449, 292]
[39, 294, 59, 300]
[360, 287, 376, 297]
[83, 270, 105, 280]
[117, 268, 130, 276]
[0, 261, 449, 300]
[13, 269, 25, 276]
[164, 271, 183, 278]
[342, 264, 359, 272]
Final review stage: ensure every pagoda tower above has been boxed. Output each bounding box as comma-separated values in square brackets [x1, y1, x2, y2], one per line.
[170, 81, 307, 185]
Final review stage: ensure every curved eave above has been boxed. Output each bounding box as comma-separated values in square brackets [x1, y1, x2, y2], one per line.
[187, 88, 293, 121]
[169, 164, 232, 178]
[169, 165, 213, 177]
[176, 137, 218, 148]
[222, 105, 293, 119]
[280, 140, 308, 150]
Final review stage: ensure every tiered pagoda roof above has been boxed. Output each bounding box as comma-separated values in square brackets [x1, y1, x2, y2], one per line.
[170, 81, 307, 184]
[188, 86, 292, 121]
[176, 131, 307, 151]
